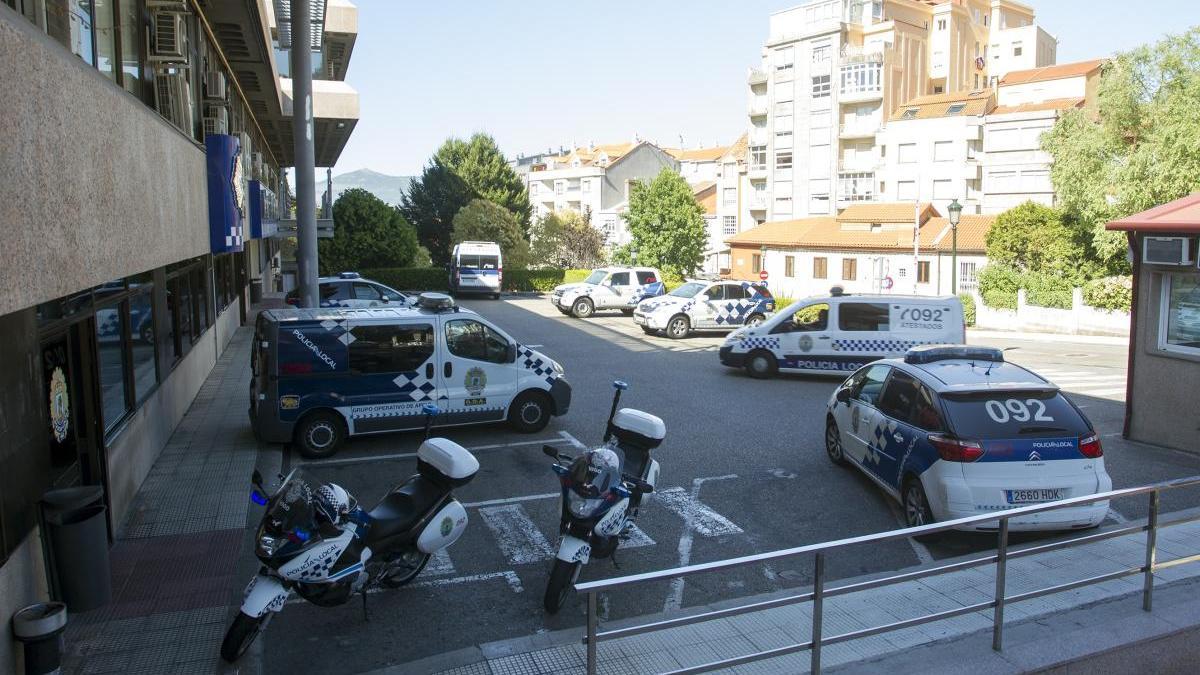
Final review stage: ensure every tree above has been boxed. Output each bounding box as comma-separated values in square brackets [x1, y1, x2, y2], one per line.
[399, 159, 475, 266]
[620, 169, 708, 276]
[1042, 27, 1200, 274]
[318, 188, 418, 274]
[984, 202, 1095, 284]
[451, 199, 531, 269]
[436, 134, 532, 233]
[528, 211, 606, 269]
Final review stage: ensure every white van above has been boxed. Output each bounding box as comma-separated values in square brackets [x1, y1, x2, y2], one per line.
[450, 241, 503, 299]
[719, 289, 964, 378]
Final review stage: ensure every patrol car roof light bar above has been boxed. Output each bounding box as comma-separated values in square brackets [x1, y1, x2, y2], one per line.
[905, 345, 1004, 365]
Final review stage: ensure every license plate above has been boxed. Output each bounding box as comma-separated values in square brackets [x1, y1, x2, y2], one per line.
[633, 314, 646, 325]
[1005, 488, 1063, 504]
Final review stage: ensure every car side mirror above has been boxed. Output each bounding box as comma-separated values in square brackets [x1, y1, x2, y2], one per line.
[380, 296, 390, 303]
[836, 388, 852, 405]
[506, 343, 517, 363]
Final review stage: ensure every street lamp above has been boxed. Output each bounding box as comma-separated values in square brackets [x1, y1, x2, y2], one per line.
[947, 198, 963, 295]
[631, 245, 639, 265]
[759, 244, 767, 276]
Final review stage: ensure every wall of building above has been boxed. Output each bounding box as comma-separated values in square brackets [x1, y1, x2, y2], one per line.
[981, 109, 1057, 213]
[877, 115, 985, 214]
[1128, 270, 1200, 451]
[0, 8, 209, 318]
[0, 530, 49, 674]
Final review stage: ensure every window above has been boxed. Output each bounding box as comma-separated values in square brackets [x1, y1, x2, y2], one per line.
[842, 258, 858, 281]
[812, 75, 831, 98]
[783, 303, 829, 333]
[839, 62, 881, 96]
[878, 370, 920, 422]
[353, 283, 382, 301]
[910, 385, 945, 431]
[94, 0, 117, 81]
[458, 254, 500, 270]
[724, 284, 750, 300]
[96, 304, 130, 432]
[933, 179, 954, 200]
[635, 270, 658, 284]
[704, 285, 725, 301]
[839, 302, 889, 331]
[752, 254, 762, 274]
[1160, 275, 1200, 354]
[129, 289, 156, 403]
[723, 188, 737, 207]
[785, 256, 795, 278]
[350, 324, 435, 374]
[723, 216, 737, 236]
[812, 45, 830, 65]
[775, 101, 794, 117]
[1013, 42, 1024, 57]
[774, 197, 793, 213]
[555, 181, 564, 195]
[608, 272, 630, 287]
[775, 150, 793, 169]
[445, 319, 510, 364]
[813, 257, 828, 279]
[900, 108, 919, 120]
[917, 261, 931, 284]
[582, 179, 591, 193]
[851, 364, 890, 405]
[897, 181, 917, 201]
[775, 129, 793, 149]
[960, 261, 979, 292]
[937, 18, 947, 30]
[898, 143, 917, 163]
[750, 145, 767, 170]
[933, 140, 955, 161]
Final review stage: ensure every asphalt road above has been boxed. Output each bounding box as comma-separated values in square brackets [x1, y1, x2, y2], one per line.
[257, 297, 1199, 674]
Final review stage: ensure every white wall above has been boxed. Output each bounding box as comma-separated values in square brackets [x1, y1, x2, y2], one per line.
[998, 73, 1088, 106]
[877, 115, 984, 214]
[981, 109, 1057, 213]
[759, 247, 985, 300]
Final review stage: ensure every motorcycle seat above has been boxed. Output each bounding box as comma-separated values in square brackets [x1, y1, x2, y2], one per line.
[365, 476, 447, 546]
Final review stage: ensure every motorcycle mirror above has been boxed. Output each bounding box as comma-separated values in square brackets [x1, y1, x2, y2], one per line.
[250, 489, 269, 506]
[836, 388, 851, 405]
[422, 403, 441, 417]
[612, 380, 629, 391]
[251, 469, 264, 490]
[542, 444, 559, 459]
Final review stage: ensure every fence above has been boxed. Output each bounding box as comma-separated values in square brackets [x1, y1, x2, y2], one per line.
[575, 475, 1200, 675]
[972, 288, 1129, 337]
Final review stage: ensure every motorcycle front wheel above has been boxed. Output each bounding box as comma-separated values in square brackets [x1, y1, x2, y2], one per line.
[220, 611, 272, 663]
[543, 559, 582, 614]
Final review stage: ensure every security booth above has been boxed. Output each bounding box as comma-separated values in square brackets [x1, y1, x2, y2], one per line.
[1106, 193, 1200, 452]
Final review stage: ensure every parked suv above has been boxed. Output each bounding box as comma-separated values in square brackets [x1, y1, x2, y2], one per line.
[551, 267, 664, 318]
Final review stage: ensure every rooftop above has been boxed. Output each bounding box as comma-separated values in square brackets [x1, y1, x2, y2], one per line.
[727, 211, 993, 253]
[1106, 192, 1200, 234]
[990, 97, 1087, 115]
[890, 90, 996, 121]
[665, 145, 732, 162]
[1000, 59, 1107, 86]
[836, 202, 939, 224]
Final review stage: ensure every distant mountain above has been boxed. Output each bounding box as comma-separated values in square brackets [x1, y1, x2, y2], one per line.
[317, 169, 415, 207]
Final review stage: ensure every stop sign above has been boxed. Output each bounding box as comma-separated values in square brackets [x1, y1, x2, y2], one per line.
[759, 269, 769, 281]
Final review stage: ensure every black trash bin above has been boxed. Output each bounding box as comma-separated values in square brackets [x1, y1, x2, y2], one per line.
[250, 279, 263, 304]
[11, 602, 67, 675]
[41, 487, 112, 612]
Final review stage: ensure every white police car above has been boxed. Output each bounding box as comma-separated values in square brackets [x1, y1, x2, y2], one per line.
[286, 272, 411, 309]
[825, 345, 1111, 532]
[634, 280, 775, 339]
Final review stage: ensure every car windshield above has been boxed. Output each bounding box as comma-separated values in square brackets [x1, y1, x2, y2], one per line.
[584, 270, 607, 285]
[670, 282, 706, 298]
[941, 391, 1090, 439]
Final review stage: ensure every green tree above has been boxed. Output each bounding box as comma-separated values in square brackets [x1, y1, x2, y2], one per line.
[984, 202, 1095, 283]
[528, 211, 606, 269]
[436, 134, 532, 233]
[1042, 27, 1200, 273]
[451, 199, 531, 269]
[399, 159, 475, 266]
[620, 169, 707, 276]
[318, 188, 418, 274]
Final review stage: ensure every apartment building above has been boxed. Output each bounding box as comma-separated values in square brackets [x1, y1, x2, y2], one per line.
[748, 0, 1055, 222]
[708, 134, 755, 275]
[0, 1, 357, 665]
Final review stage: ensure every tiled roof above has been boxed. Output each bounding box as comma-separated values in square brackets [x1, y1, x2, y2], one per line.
[1107, 192, 1200, 234]
[665, 145, 731, 162]
[836, 202, 939, 224]
[990, 97, 1086, 115]
[693, 182, 717, 215]
[1000, 59, 1107, 86]
[727, 213, 993, 253]
[890, 90, 995, 121]
[726, 217, 836, 246]
[722, 133, 749, 163]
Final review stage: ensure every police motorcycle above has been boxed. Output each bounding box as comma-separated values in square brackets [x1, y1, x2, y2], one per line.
[541, 381, 664, 613]
[220, 405, 478, 662]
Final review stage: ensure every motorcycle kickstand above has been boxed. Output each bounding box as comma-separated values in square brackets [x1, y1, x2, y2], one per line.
[610, 548, 621, 571]
[361, 586, 370, 622]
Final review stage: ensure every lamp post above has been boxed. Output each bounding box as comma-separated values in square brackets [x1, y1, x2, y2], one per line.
[759, 244, 767, 277]
[631, 245, 639, 266]
[947, 198, 963, 295]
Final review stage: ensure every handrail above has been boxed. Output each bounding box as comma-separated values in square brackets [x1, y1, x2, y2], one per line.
[577, 474, 1200, 675]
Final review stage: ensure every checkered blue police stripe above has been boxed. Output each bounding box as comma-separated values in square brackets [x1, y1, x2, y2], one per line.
[517, 345, 558, 387]
[835, 339, 926, 353]
[742, 336, 780, 350]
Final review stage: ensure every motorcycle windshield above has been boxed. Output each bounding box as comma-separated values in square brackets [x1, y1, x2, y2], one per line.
[565, 448, 623, 519]
[262, 468, 321, 541]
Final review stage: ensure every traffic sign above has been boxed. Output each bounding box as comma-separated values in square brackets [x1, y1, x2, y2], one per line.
[759, 270, 769, 281]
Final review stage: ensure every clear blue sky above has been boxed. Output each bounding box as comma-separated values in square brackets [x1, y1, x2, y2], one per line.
[333, 0, 1194, 176]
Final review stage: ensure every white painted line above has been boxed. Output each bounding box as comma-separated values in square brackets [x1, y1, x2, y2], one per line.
[426, 549, 456, 576]
[300, 437, 561, 467]
[462, 492, 559, 509]
[524, 344, 543, 348]
[887, 502, 935, 566]
[409, 570, 525, 594]
[479, 503, 556, 565]
[1105, 508, 1129, 524]
[558, 430, 588, 450]
[663, 474, 739, 613]
[657, 484, 745, 537]
[618, 523, 656, 548]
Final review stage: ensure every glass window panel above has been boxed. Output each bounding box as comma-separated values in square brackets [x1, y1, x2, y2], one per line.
[46, 0, 95, 65]
[838, 302, 890, 331]
[96, 304, 129, 431]
[349, 324, 435, 374]
[119, 0, 142, 96]
[94, 0, 117, 80]
[445, 319, 510, 364]
[1164, 275, 1200, 352]
[130, 291, 157, 402]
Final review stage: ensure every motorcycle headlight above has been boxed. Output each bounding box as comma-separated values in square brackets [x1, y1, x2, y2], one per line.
[258, 533, 283, 557]
[567, 491, 596, 518]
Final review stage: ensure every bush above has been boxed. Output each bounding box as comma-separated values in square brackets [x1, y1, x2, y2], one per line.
[978, 264, 1023, 309]
[1022, 272, 1074, 309]
[503, 269, 568, 292]
[1083, 276, 1133, 312]
[362, 267, 448, 292]
[958, 293, 976, 327]
[563, 269, 592, 284]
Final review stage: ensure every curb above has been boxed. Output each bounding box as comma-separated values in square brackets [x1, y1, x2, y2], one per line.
[967, 328, 1129, 346]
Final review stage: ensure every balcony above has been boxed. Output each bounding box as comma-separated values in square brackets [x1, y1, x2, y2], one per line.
[838, 121, 879, 139]
[749, 101, 768, 118]
[838, 157, 877, 173]
[748, 68, 767, 86]
[749, 194, 768, 211]
[748, 163, 768, 179]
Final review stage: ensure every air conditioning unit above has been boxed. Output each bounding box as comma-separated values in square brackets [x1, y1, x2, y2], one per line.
[155, 70, 193, 134]
[203, 107, 228, 136]
[150, 11, 189, 63]
[204, 71, 227, 101]
[1143, 237, 1194, 266]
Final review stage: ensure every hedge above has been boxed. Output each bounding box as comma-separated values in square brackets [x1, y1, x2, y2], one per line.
[959, 293, 976, 327]
[360, 267, 595, 293]
[1083, 276, 1132, 312]
[977, 264, 1073, 310]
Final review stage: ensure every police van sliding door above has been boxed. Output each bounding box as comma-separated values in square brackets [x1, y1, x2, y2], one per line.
[345, 321, 440, 433]
[439, 318, 518, 424]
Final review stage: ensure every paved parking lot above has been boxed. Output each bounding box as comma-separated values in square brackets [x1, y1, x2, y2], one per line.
[258, 296, 1197, 674]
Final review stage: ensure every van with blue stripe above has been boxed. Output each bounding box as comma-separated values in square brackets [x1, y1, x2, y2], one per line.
[449, 241, 502, 299]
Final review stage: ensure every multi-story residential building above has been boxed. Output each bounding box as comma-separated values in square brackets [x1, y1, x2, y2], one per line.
[0, 1, 357, 663]
[749, 0, 1056, 222]
[709, 134, 755, 275]
[670, 145, 730, 184]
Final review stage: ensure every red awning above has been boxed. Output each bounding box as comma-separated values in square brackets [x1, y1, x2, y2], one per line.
[1106, 193, 1200, 233]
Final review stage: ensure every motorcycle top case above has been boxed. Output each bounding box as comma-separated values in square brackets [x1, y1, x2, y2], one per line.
[611, 408, 666, 451]
[417, 499, 468, 554]
[417, 438, 479, 489]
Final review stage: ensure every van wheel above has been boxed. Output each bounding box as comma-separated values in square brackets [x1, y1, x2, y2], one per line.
[492, 293, 501, 300]
[621, 309, 634, 316]
[571, 298, 594, 318]
[745, 350, 778, 379]
[295, 411, 345, 459]
[666, 315, 690, 339]
[509, 390, 552, 433]
[746, 313, 765, 328]
[825, 417, 847, 466]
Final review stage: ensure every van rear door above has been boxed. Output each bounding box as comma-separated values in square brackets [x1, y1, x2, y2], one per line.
[891, 300, 963, 343]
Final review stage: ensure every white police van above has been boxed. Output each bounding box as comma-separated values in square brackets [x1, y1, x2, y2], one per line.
[250, 293, 571, 458]
[825, 345, 1111, 532]
[719, 288, 964, 378]
[449, 241, 503, 299]
[634, 280, 775, 339]
[550, 267, 663, 318]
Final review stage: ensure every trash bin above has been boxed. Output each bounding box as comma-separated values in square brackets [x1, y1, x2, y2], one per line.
[11, 602, 67, 675]
[250, 279, 263, 304]
[40, 487, 111, 612]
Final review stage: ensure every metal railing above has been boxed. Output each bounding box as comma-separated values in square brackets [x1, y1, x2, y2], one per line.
[576, 475, 1200, 675]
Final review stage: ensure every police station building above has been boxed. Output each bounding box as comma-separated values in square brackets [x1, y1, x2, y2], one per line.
[0, 0, 358, 664]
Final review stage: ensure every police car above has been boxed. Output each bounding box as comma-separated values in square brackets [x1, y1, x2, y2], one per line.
[285, 272, 411, 309]
[251, 293, 571, 458]
[825, 345, 1111, 532]
[633, 280, 774, 339]
[550, 267, 663, 318]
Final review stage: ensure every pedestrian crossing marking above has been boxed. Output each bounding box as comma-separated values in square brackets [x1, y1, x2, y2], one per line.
[618, 523, 656, 548]
[655, 487, 744, 537]
[478, 503, 556, 565]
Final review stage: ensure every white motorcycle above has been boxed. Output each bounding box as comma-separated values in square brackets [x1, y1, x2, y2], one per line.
[221, 405, 478, 662]
[541, 381, 664, 613]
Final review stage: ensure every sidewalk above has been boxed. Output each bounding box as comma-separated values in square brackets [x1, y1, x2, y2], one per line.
[388, 512, 1200, 675]
[60, 323, 277, 674]
[967, 328, 1129, 346]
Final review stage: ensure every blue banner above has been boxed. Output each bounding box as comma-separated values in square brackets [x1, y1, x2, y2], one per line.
[206, 134, 245, 253]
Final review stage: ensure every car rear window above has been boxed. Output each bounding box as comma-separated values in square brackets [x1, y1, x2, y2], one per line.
[459, 254, 499, 269]
[941, 391, 1090, 439]
[636, 271, 658, 284]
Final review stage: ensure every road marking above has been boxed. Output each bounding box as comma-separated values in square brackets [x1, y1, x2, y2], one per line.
[619, 523, 656, 548]
[409, 570, 524, 594]
[656, 484, 745, 537]
[299, 437, 561, 467]
[558, 430, 588, 450]
[524, 344, 543, 348]
[463, 492, 558, 509]
[479, 503, 556, 565]
[887, 501, 935, 566]
[662, 474, 739, 613]
[426, 549, 456, 576]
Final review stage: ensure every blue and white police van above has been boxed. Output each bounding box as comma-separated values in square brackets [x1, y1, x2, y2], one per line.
[633, 280, 775, 339]
[720, 289, 964, 378]
[825, 345, 1111, 532]
[449, 241, 503, 299]
[250, 293, 570, 458]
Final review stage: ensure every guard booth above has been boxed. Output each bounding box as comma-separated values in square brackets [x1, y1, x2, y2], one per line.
[1106, 193, 1200, 451]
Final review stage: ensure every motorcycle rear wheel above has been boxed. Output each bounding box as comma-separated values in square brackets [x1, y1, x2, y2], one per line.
[543, 559, 582, 614]
[379, 547, 431, 588]
[220, 611, 271, 663]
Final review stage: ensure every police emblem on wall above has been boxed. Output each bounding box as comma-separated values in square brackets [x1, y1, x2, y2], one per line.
[49, 367, 70, 443]
[465, 367, 487, 396]
[799, 335, 814, 352]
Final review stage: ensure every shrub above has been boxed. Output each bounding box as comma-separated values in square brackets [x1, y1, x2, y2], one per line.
[978, 264, 1023, 309]
[1022, 272, 1074, 309]
[362, 267, 448, 292]
[563, 269, 592, 284]
[503, 269, 567, 292]
[1083, 276, 1133, 312]
[958, 293, 976, 327]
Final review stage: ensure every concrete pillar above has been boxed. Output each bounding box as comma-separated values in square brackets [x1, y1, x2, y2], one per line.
[291, 0, 319, 308]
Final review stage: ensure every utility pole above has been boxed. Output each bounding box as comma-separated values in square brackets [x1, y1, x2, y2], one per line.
[291, 0, 319, 308]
